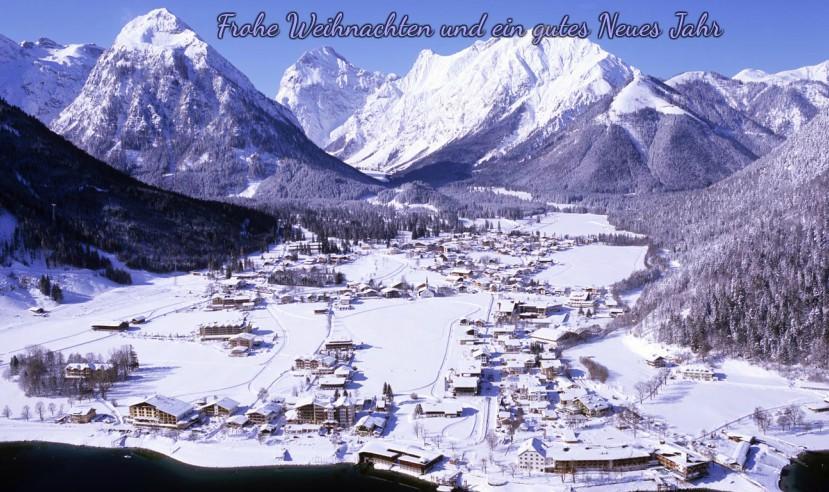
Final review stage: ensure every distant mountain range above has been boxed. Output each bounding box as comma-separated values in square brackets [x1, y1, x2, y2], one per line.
[1, 8, 827, 200]
[279, 36, 829, 193]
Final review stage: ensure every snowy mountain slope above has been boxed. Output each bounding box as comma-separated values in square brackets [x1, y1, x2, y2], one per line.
[51, 8, 378, 200]
[318, 35, 636, 173]
[280, 35, 794, 193]
[0, 35, 102, 123]
[733, 59, 829, 85]
[667, 66, 829, 138]
[276, 46, 392, 147]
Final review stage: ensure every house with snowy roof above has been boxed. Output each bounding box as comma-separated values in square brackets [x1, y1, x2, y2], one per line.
[128, 395, 198, 429]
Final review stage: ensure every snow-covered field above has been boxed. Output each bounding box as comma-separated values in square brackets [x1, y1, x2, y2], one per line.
[523, 212, 641, 237]
[533, 244, 647, 287]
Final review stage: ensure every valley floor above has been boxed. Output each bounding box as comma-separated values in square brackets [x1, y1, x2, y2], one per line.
[0, 211, 825, 491]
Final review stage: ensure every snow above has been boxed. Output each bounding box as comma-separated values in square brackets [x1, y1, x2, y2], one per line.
[533, 244, 647, 288]
[733, 60, 829, 85]
[523, 211, 641, 237]
[296, 34, 634, 173]
[608, 74, 688, 120]
[276, 46, 391, 147]
[470, 186, 534, 201]
[0, 35, 101, 124]
[0, 209, 820, 491]
[233, 181, 261, 199]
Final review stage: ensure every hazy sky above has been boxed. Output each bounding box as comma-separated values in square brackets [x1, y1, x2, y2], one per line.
[2, 0, 828, 95]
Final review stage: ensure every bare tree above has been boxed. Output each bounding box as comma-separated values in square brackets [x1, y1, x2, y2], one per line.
[21, 405, 30, 421]
[48, 402, 56, 417]
[35, 401, 45, 421]
[2, 405, 10, 419]
[486, 430, 499, 451]
[752, 407, 770, 433]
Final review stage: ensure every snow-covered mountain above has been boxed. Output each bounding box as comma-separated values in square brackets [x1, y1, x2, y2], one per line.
[667, 65, 829, 138]
[323, 36, 635, 174]
[733, 60, 829, 85]
[0, 35, 102, 123]
[275, 46, 392, 148]
[281, 35, 773, 192]
[51, 8, 377, 200]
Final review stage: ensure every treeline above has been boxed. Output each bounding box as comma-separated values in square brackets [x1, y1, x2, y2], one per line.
[5, 345, 139, 399]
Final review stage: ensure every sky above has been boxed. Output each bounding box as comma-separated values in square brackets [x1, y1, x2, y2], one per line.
[2, 0, 828, 95]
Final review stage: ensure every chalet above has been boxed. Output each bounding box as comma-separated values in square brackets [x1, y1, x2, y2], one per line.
[567, 291, 595, 308]
[294, 355, 337, 372]
[128, 395, 197, 429]
[319, 375, 347, 389]
[198, 318, 251, 340]
[225, 415, 249, 429]
[530, 326, 569, 346]
[655, 447, 710, 480]
[324, 338, 354, 352]
[358, 441, 443, 475]
[501, 339, 523, 353]
[64, 362, 112, 380]
[677, 365, 716, 381]
[492, 325, 516, 339]
[28, 306, 46, 315]
[67, 407, 96, 424]
[199, 397, 239, 417]
[417, 286, 436, 298]
[417, 400, 464, 418]
[229, 332, 258, 349]
[470, 347, 491, 364]
[336, 296, 353, 310]
[91, 320, 129, 331]
[449, 268, 473, 279]
[646, 355, 667, 367]
[452, 376, 480, 396]
[211, 294, 256, 309]
[517, 302, 556, 319]
[545, 443, 652, 473]
[381, 287, 402, 298]
[573, 394, 612, 417]
[292, 394, 356, 428]
[355, 414, 387, 436]
[246, 402, 283, 425]
[495, 300, 517, 320]
[331, 395, 357, 428]
[333, 365, 352, 380]
[130, 316, 146, 324]
[539, 359, 563, 378]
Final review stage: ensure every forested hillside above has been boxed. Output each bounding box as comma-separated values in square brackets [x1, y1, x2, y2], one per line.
[0, 99, 276, 272]
[596, 110, 829, 367]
